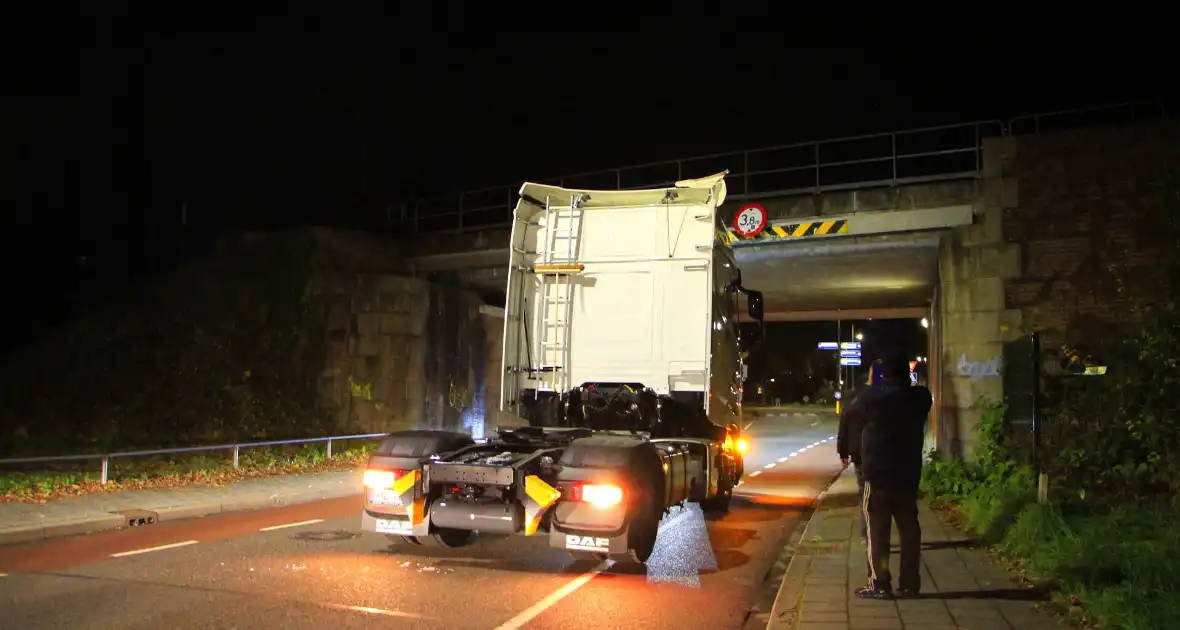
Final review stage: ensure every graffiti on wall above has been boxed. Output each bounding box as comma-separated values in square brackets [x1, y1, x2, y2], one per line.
[958, 353, 1001, 380]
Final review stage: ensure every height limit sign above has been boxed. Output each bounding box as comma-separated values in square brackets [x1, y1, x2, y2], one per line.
[733, 203, 767, 238]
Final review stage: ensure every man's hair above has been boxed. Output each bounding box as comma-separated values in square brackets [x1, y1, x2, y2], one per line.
[879, 351, 911, 380]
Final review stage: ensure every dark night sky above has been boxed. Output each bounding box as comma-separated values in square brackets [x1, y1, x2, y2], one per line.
[2, 6, 1176, 351]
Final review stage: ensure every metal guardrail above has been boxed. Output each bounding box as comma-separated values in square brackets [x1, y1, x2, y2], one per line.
[394, 101, 1166, 235]
[0, 433, 388, 484]
[397, 119, 1003, 234]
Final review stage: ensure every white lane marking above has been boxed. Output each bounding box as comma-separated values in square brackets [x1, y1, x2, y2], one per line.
[326, 604, 424, 618]
[778, 457, 789, 463]
[493, 561, 608, 630]
[260, 518, 324, 532]
[790, 451, 799, 456]
[750, 470, 762, 477]
[811, 421, 819, 426]
[110, 540, 199, 558]
[764, 463, 776, 469]
[743, 422, 754, 430]
[0, 572, 7, 577]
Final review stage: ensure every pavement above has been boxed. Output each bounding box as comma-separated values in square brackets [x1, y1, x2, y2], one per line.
[0, 410, 843, 629]
[0, 470, 364, 545]
[763, 468, 1059, 630]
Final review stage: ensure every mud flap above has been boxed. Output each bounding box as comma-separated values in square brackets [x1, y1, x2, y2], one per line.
[549, 527, 629, 555]
[362, 469, 430, 538]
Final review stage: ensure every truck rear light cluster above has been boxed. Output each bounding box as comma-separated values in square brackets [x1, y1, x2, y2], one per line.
[566, 482, 623, 509]
[723, 435, 750, 454]
[363, 468, 404, 490]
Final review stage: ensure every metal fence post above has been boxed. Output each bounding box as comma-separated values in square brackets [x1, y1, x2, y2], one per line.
[326, 438, 333, 460]
[100, 456, 109, 484]
[1031, 331, 1048, 504]
[232, 445, 240, 469]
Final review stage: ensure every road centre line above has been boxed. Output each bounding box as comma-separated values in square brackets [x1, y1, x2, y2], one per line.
[493, 560, 609, 630]
[110, 540, 199, 558]
[326, 604, 424, 618]
[260, 519, 324, 532]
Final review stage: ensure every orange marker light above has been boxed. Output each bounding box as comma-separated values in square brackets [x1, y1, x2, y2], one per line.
[736, 438, 749, 454]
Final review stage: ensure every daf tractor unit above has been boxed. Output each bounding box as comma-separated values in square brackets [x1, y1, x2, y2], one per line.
[360, 171, 765, 564]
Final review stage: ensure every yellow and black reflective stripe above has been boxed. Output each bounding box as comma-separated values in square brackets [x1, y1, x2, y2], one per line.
[728, 219, 849, 242]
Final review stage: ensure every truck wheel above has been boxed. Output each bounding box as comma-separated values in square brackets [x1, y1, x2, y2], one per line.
[702, 486, 732, 514]
[386, 534, 423, 546]
[620, 501, 659, 564]
[702, 467, 734, 514]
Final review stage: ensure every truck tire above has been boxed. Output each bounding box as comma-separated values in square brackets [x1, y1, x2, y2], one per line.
[386, 534, 422, 546]
[616, 498, 659, 565]
[702, 466, 734, 514]
[702, 486, 732, 514]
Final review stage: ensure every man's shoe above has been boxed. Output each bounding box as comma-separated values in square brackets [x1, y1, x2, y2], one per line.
[856, 586, 894, 600]
[895, 588, 919, 599]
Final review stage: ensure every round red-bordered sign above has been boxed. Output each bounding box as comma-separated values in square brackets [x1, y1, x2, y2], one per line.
[733, 203, 767, 237]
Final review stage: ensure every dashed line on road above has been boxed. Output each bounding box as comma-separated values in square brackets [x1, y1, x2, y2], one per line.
[743, 421, 754, 430]
[325, 604, 424, 619]
[110, 540, 199, 558]
[259, 519, 324, 532]
[749, 470, 762, 477]
[763, 463, 776, 469]
[493, 560, 609, 630]
[0, 572, 7, 577]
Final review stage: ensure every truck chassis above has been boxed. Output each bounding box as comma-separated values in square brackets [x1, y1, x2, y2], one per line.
[361, 424, 745, 563]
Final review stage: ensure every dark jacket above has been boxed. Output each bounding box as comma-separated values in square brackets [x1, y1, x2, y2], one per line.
[850, 377, 932, 490]
[837, 385, 869, 464]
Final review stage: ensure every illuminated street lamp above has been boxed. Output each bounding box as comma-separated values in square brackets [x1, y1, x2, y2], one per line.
[855, 333, 863, 341]
[921, 317, 929, 329]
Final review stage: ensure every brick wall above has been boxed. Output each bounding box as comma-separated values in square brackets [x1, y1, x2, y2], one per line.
[1001, 119, 1180, 346]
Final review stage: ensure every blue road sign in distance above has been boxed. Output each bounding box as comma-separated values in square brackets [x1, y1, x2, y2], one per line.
[840, 342, 861, 350]
[817, 342, 839, 350]
[840, 350, 861, 358]
[840, 358, 862, 366]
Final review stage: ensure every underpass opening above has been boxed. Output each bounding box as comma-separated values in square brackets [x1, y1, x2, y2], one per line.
[735, 229, 942, 451]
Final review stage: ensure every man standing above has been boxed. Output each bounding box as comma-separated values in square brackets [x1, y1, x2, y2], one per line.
[837, 368, 874, 542]
[849, 352, 932, 600]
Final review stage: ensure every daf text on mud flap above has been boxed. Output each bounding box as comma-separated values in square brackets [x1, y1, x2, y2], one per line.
[566, 535, 611, 552]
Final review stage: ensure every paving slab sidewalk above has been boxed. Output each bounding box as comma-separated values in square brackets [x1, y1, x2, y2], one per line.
[0, 470, 363, 546]
[766, 468, 1058, 630]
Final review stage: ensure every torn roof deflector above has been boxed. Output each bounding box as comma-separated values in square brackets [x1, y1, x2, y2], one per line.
[514, 170, 729, 215]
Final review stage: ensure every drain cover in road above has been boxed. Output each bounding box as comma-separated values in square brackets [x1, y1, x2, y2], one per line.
[290, 530, 361, 542]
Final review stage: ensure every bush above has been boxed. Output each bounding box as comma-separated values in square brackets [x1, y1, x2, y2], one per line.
[999, 503, 1180, 630]
[922, 390, 1180, 629]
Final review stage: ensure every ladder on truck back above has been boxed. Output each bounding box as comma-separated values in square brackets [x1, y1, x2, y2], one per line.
[533, 193, 586, 396]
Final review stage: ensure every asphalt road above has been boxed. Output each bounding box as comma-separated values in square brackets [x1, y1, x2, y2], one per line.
[0, 411, 842, 630]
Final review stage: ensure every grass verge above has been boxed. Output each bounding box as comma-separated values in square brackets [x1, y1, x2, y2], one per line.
[923, 459, 1180, 630]
[0, 441, 380, 503]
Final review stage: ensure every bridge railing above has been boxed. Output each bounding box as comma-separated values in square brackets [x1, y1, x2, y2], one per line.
[395, 101, 1166, 235]
[0, 433, 389, 485]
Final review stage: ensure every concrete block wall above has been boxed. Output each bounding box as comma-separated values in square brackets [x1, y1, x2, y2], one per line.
[310, 271, 502, 438]
[935, 135, 1023, 457]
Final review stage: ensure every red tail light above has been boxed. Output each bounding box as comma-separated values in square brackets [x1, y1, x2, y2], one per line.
[566, 482, 624, 509]
[363, 468, 404, 489]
